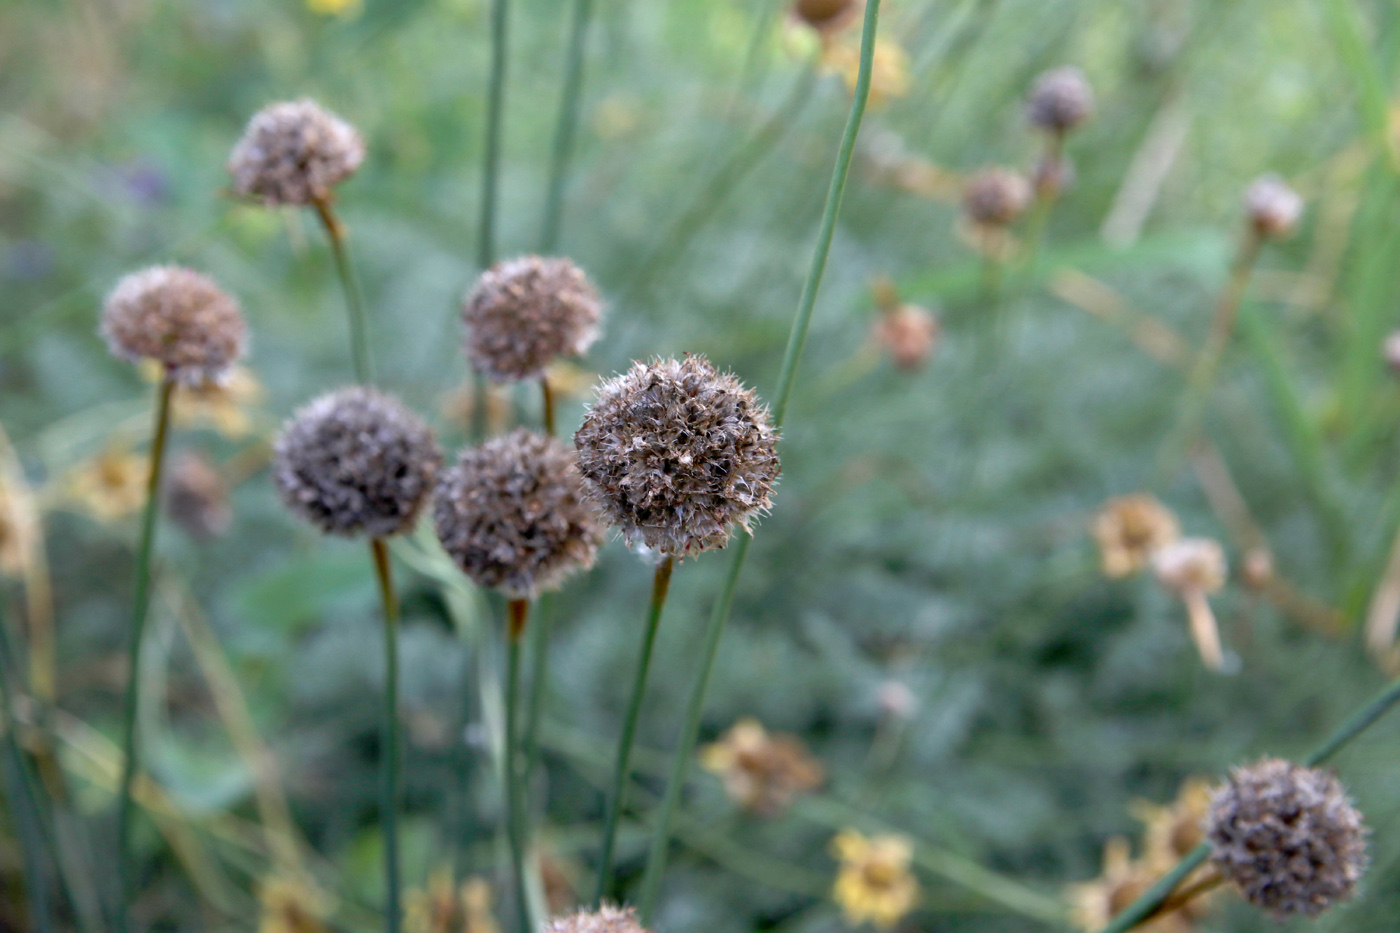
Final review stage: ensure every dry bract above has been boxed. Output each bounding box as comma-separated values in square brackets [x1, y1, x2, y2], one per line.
[229, 98, 365, 207]
[102, 266, 246, 385]
[463, 256, 602, 382]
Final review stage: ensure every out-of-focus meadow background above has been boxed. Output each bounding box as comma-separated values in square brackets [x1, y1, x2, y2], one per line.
[5, 0, 1400, 930]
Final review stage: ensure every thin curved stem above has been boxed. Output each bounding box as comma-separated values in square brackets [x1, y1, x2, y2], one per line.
[637, 1, 883, 921]
[370, 538, 402, 933]
[312, 198, 375, 385]
[523, 600, 554, 789]
[505, 599, 533, 933]
[115, 375, 175, 931]
[594, 556, 675, 905]
[538, 0, 596, 253]
[540, 376, 556, 437]
[480, 0, 510, 270]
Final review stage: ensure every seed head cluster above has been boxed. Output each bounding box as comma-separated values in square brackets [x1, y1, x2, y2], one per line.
[1207, 758, 1369, 917]
[102, 265, 246, 385]
[794, 0, 858, 31]
[273, 387, 440, 539]
[963, 168, 1031, 227]
[228, 98, 365, 207]
[433, 429, 603, 598]
[463, 256, 603, 382]
[547, 906, 649, 933]
[574, 356, 780, 557]
[1027, 66, 1095, 134]
[1244, 174, 1303, 240]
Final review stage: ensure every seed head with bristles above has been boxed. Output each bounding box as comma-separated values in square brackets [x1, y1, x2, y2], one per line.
[1207, 758, 1368, 917]
[574, 356, 780, 557]
[228, 98, 365, 207]
[102, 265, 246, 385]
[434, 429, 604, 598]
[1027, 66, 1095, 134]
[962, 168, 1032, 228]
[463, 256, 603, 382]
[273, 387, 440, 539]
[1244, 174, 1303, 240]
[547, 905, 649, 933]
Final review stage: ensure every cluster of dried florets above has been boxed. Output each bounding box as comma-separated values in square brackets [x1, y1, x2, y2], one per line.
[1206, 758, 1369, 917]
[547, 905, 649, 933]
[574, 356, 780, 557]
[1092, 494, 1180, 579]
[102, 265, 246, 385]
[463, 256, 603, 382]
[700, 718, 824, 815]
[273, 387, 441, 539]
[228, 98, 365, 207]
[433, 429, 603, 598]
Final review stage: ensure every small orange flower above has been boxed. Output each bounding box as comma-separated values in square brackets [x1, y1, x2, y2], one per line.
[700, 718, 824, 815]
[831, 830, 919, 929]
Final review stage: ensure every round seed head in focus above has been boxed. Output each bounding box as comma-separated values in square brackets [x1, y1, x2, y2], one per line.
[547, 906, 649, 933]
[574, 356, 780, 557]
[434, 429, 603, 598]
[1207, 758, 1369, 917]
[1152, 537, 1226, 595]
[228, 99, 365, 207]
[1027, 66, 1095, 134]
[1244, 174, 1303, 239]
[963, 168, 1032, 227]
[273, 387, 440, 538]
[102, 265, 246, 385]
[463, 256, 603, 382]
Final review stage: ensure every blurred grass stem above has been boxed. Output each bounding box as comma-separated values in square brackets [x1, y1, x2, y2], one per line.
[312, 197, 375, 385]
[480, 0, 509, 270]
[540, 376, 556, 436]
[638, 0, 883, 922]
[370, 538, 402, 933]
[505, 598, 534, 933]
[538, 0, 595, 253]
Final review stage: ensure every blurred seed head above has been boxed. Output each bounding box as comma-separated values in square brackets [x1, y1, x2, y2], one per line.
[574, 356, 780, 557]
[463, 256, 603, 382]
[102, 266, 246, 385]
[1152, 537, 1226, 594]
[699, 718, 824, 816]
[962, 168, 1032, 228]
[1241, 547, 1275, 591]
[1207, 758, 1368, 917]
[165, 452, 231, 541]
[873, 304, 940, 371]
[1384, 331, 1400, 374]
[273, 387, 441, 538]
[1244, 174, 1303, 240]
[1027, 66, 1095, 135]
[1092, 494, 1179, 579]
[433, 429, 603, 598]
[546, 905, 648, 933]
[794, 0, 859, 32]
[228, 98, 365, 207]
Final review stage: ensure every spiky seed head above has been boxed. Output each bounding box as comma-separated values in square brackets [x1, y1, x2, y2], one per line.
[462, 256, 603, 382]
[1244, 174, 1303, 239]
[1027, 66, 1095, 134]
[228, 98, 365, 207]
[1152, 537, 1226, 594]
[962, 169, 1031, 227]
[794, 0, 858, 30]
[574, 356, 780, 557]
[273, 387, 440, 538]
[165, 452, 231, 540]
[102, 266, 246, 385]
[1207, 758, 1369, 917]
[547, 906, 648, 933]
[433, 430, 603, 598]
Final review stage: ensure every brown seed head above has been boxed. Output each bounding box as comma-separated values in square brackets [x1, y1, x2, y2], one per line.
[1152, 537, 1226, 594]
[463, 256, 603, 382]
[794, 0, 859, 31]
[433, 430, 603, 598]
[1244, 174, 1303, 239]
[962, 168, 1032, 227]
[1027, 66, 1095, 134]
[574, 356, 780, 557]
[547, 905, 648, 933]
[874, 304, 940, 371]
[699, 718, 824, 815]
[1207, 758, 1369, 917]
[228, 98, 365, 207]
[165, 452, 231, 540]
[1092, 494, 1179, 578]
[273, 387, 441, 538]
[102, 266, 246, 385]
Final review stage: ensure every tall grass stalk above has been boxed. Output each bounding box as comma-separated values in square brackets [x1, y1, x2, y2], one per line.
[538, 0, 596, 254]
[370, 539, 403, 933]
[311, 198, 375, 385]
[637, 0, 883, 921]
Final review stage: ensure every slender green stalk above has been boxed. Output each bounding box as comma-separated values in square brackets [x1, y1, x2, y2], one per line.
[370, 538, 402, 933]
[115, 375, 175, 931]
[523, 600, 554, 789]
[594, 556, 675, 904]
[480, 0, 510, 270]
[0, 607, 55, 933]
[637, 1, 882, 921]
[312, 198, 375, 385]
[538, 0, 596, 253]
[1096, 674, 1400, 933]
[505, 599, 533, 933]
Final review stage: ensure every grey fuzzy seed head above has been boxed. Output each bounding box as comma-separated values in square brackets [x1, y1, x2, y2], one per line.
[963, 168, 1032, 227]
[1207, 757, 1369, 918]
[462, 255, 603, 382]
[433, 429, 603, 598]
[273, 387, 441, 539]
[1244, 174, 1303, 239]
[101, 265, 246, 385]
[1027, 66, 1094, 134]
[228, 98, 365, 207]
[574, 356, 780, 558]
[547, 905, 649, 933]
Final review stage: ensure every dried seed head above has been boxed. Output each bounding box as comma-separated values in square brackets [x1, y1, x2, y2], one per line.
[1244, 174, 1303, 239]
[1152, 537, 1226, 594]
[1207, 758, 1369, 917]
[1241, 547, 1275, 591]
[1093, 494, 1179, 579]
[794, 0, 859, 32]
[433, 429, 604, 598]
[873, 303, 940, 371]
[574, 356, 780, 557]
[547, 905, 648, 933]
[962, 169, 1032, 227]
[165, 452, 231, 540]
[463, 256, 603, 382]
[273, 387, 440, 538]
[1027, 66, 1095, 134]
[228, 99, 365, 207]
[699, 718, 824, 815]
[102, 266, 246, 385]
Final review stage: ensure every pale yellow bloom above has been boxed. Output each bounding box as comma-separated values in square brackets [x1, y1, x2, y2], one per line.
[257, 877, 327, 933]
[139, 360, 265, 439]
[823, 38, 911, 108]
[831, 830, 919, 928]
[1066, 837, 1205, 933]
[307, 0, 361, 16]
[1092, 494, 1180, 579]
[64, 447, 148, 523]
[405, 866, 499, 933]
[1133, 778, 1213, 872]
[700, 717, 823, 815]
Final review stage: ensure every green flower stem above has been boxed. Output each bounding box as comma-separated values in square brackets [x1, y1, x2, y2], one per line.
[480, 0, 509, 270]
[538, 0, 596, 253]
[637, 0, 882, 922]
[523, 598, 554, 792]
[594, 555, 675, 905]
[505, 599, 534, 933]
[115, 375, 175, 932]
[1096, 674, 1400, 933]
[312, 197, 375, 386]
[370, 538, 402, 933]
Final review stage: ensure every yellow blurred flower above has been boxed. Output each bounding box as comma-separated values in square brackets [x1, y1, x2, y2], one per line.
[64, 447, 148, 523]
[1092, 494, 1180, 579]
[823, 38, 911, 108]
[307, 0, 361, 16]
[257, 877, 327, 933]
[140, 360, 265, 439]
[831, 830, 919, 929]
[405, 867, 499, 933]
[700, 717, 824, 815]
[1133, 777, 1213, 872]
[1067, 838, 1205, 933]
